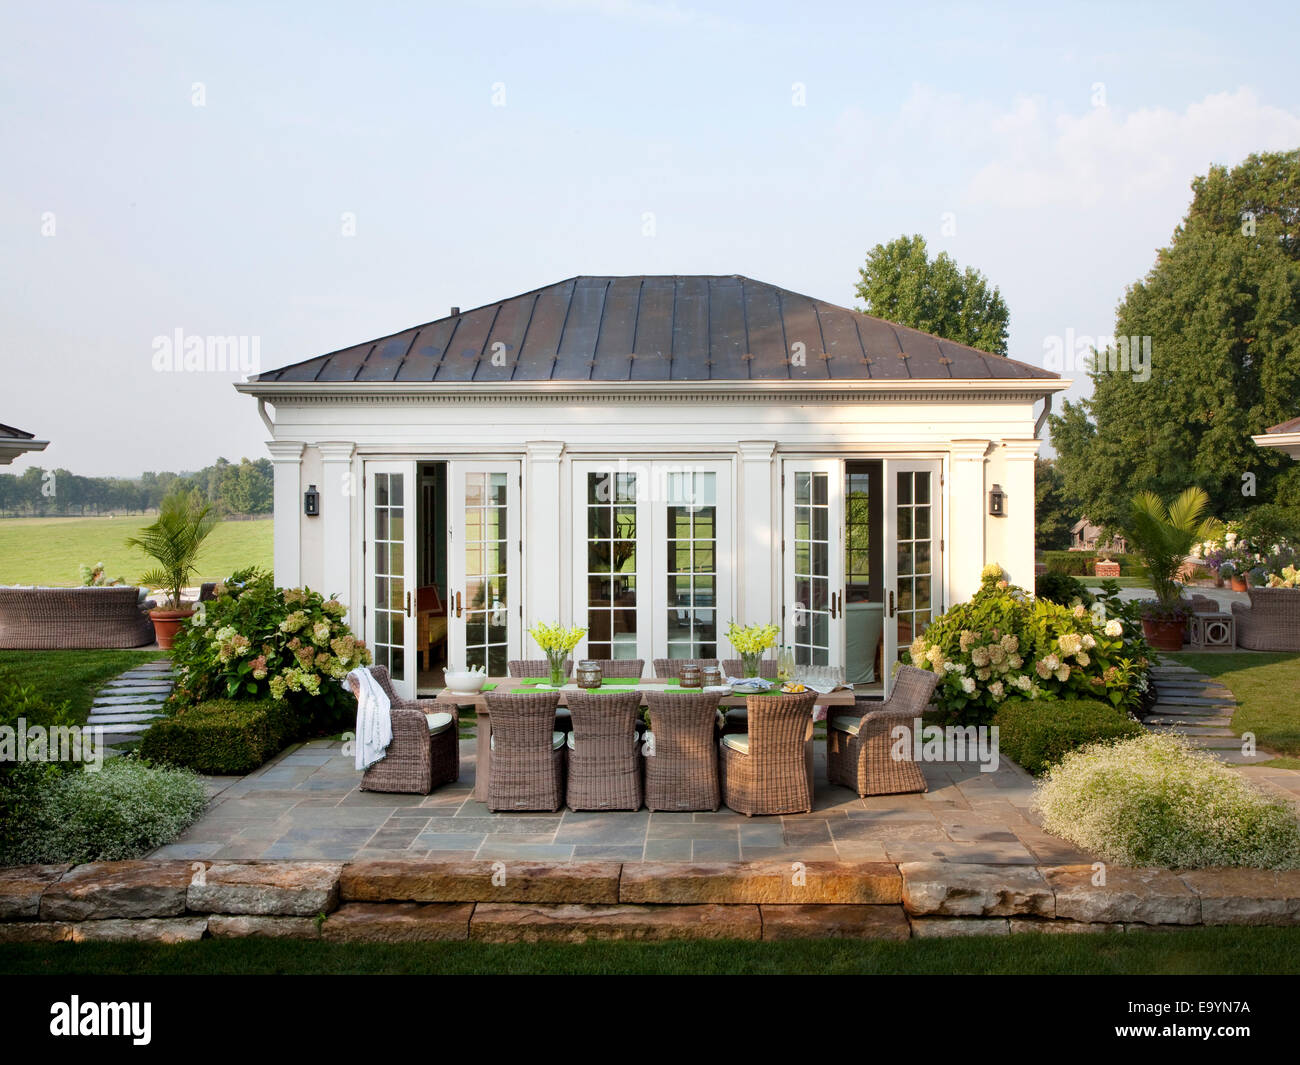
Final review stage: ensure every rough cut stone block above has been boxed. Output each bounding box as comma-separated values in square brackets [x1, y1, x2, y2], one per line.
[70, 918, 209, 943]
[208, 915, 321, 939]
[1043, 865, 1199, 925]
[39, 862, 193, 921]
[321, 902, 473, 942]
[900, 862, 1054, 917]
[759, 904, 911, 940]
[1178, 868, 1300, 925]
[187, 861, 341, 916]
[1008, 918, 1124, 934]
[339, 860, 621, 904]
[0, 921, 74, 943]
[619, 861, 901, 905]
[909, 916, 1009, 938]
[470, 903, 762, 942]
[0, 864, 71, 920]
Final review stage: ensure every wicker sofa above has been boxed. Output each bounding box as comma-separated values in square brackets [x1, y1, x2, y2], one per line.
[1231, 588, 1300, 651]
[0, 586, 155, 649]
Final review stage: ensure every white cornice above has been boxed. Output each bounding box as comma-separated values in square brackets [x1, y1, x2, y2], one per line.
[0, 438, 48, 465]
[1253, 431, 1300, 460]
[235, 378, 1070, 405]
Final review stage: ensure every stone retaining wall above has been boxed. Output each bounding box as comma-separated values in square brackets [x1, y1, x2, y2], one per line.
[2, 860, 1298, 943]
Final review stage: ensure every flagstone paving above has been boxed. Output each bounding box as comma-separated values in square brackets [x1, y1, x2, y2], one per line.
[1141, 664, 1274, 766]
[85, 660, 176, 755]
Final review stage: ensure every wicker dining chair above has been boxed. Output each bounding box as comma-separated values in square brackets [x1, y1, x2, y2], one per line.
[484, 690, 566, 811]
[718, 691, 818, 816]
[508, 659, 573, 678]
[718, 658, 779, 732]
[826, 664, 940, 797]
[349, 665, 459, 795]
[564, 690, 644, 811]
[643, 690, 722, 812]
[581, 658, 645, 680]
[652, 658, 720, 678]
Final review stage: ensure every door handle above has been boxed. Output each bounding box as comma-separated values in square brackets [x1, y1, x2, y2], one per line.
[405, 591, 411, 618]
[455, 591, 462, 618]
[889, 590, 896, 618]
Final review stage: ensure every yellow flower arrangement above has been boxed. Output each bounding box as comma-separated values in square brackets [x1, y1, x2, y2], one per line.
[726, 621, 780, 654]
[528, 621, 586, 654]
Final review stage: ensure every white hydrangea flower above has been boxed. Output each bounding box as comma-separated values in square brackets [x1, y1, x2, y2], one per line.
[1104, 619, 1123, 637]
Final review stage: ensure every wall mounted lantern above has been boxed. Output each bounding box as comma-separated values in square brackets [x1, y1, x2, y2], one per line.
[988, 484, 1006, 517]
[304, 484, 320, 517]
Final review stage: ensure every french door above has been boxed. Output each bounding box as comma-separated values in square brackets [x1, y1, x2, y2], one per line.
[570, 460, 732, 665]
[447, 461, 522, 677]
[781, 458, 942, 694]
[364, 462, 419, 698]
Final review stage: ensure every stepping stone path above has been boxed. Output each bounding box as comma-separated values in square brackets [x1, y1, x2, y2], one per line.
[85, 659, 175, 757]
[1143, 663, 1262, 764]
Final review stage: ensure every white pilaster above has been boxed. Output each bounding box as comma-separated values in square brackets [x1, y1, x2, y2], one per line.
[317, 442, 357, 617]
[948, 439, 991, 604]
[267, 441, 305, 588]
[525, 441, 565, 627]
[999, 438, 1042, 592]
[737, 440, 778, 630]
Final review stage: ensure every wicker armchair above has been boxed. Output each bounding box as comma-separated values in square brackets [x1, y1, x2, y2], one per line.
[485, 691, 566, 811]
[0, 586, 155, 649]
[508, 659, 573, 678]
[350, 665, 459, 795]
[718, 691, 817, 816]
[564, 690, 644, 811]
[643, 690, 722, 811]
[826, 664, 939, 797]
[1231, 588, 1300, 651]
[582, 658, 645, 680]
[653, 658, 720, 679]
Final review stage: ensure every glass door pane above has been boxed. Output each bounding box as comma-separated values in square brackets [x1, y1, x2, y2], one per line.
[365, 462, 418, 698]
[449, 462, 520, 676]
[883, 460, 942, 692]
[664, 471, 718, 659]
[782, 460, 843, 669]
[585, 469, 640, 661]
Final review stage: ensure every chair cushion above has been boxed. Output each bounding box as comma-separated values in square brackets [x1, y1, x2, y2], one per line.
[555, 706, 571, 718]
[830, 715, 861, 736]
[426, 711, 454, 735]
[490, 731, 566, 751]
[725, 706, 747, 721]
[721, 733, 750, 755]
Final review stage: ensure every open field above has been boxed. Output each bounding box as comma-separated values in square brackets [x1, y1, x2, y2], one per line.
[0, 516, 272, 586]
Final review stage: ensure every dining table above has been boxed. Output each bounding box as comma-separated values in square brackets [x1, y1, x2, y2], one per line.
[429, 678, 859, 802]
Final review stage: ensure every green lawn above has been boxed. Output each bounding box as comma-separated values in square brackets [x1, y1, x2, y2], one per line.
[0, 515, 272, 587]
[3, 925, 1299, 975]
[1083, 577, 1151, 589]
[0, 649, 168, 724]
[1167, 651, 1300, 759]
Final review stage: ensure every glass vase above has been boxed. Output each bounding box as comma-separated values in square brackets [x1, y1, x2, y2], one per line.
[740, 651, 763, 678]
[547, 651, 567, 687]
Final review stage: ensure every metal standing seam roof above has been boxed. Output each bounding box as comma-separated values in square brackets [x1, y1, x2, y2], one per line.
[1267, 415, 1300, 434]
[0, 423, 37, 439]
[251, 275, 1058, 385]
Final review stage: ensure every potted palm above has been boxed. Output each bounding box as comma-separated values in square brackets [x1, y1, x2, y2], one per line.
[1123, 487, 1222, 652]
[126, 490, 217, 649]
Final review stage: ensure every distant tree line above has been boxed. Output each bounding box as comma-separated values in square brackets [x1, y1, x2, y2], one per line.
[0, 457, 273, 518]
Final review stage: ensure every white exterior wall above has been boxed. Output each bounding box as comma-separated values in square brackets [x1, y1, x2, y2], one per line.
[257, 392, 1049, 630]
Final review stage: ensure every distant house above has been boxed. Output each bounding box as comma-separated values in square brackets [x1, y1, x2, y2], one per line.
[0, 422, 48, 466]
[237, 274, 1068, 699]
[1070, 517, 1127, 554]
[1253, 415, 1300, 461]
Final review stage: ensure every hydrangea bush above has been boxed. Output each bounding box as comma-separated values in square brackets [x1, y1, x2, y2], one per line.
[1036, 733, 1300, 869]
[904, 565, 1150, 724]
[169, 568, 370, 729]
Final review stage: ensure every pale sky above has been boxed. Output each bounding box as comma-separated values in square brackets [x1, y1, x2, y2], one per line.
[3, 0, 1299, 476]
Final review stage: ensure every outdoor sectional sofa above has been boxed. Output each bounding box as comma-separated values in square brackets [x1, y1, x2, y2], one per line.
[0, 585, 155, 649]
[1231, 587, 1300, 652]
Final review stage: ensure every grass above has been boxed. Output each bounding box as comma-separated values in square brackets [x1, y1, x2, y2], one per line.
[0, 515, 272, 587]
[0, 649, 168, 724]
[1167, 652, 1300, 758]
[1083, 577, 1151, 589]
[3, 926, 1300, 974]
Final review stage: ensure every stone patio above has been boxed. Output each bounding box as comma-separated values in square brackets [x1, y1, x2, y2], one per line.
[150, 737, 1097, 866]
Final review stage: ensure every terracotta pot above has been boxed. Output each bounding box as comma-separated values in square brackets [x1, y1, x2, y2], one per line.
[1141, 616, 1186, 652]
[149, 608, 194, 649]
[1229, 576, 1249, 593]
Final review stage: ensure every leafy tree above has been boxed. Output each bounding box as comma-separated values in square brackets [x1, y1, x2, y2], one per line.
[854, 234, 1010, 355]
[1034, 458, 1074, 551]
[1051, 150, 1300, 528]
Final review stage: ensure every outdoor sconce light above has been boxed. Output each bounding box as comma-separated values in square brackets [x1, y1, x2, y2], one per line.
[988, 484, 1006, 517]
[304, 484, 320, 517]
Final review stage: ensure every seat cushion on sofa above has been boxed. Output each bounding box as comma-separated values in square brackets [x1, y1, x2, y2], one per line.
[426, 711, 454, 735]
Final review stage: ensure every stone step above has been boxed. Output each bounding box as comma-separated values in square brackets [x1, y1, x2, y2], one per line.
[1147, 704, 1231, 718]
[86, 713, 164, 725]
[1150, 665, 1198, 674]
[468, 902, 764, 942]
[1153, 694, 1236, 707]
[1180, 736, 1249, 750]
[1213, 750, 1278, 765]
[1147, 724, 1237, 737]
[91, 722, 154, 736]
[90, 703, 169, 716]
[101, 683, 173, 693]
[1154, 683, 1233, 697]
[92, 694, 167, 707]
